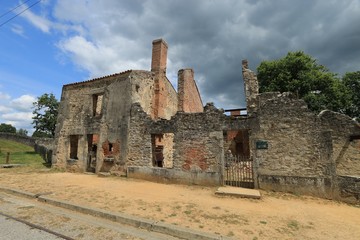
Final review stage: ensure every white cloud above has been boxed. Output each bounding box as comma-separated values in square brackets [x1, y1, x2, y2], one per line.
[11, 24, 27, 38]
[58, 35, 149, 78]
[20, 7, 52, 33]
[10, 95, 36, 112]
[0, 105, 12, 113]
[0, 94, 36, 135]
[17, 0, 360, 110]
[2, 112, 33, 122]
[0, 92, 11, 100]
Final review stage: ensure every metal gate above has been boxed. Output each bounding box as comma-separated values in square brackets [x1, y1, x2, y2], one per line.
[224, 155, 254, 188]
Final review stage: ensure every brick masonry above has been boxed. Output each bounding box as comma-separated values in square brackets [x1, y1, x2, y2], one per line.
[177, 69, 203, 113]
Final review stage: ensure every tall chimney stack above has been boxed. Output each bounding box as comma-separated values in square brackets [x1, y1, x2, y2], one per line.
[151, 39, 168, 73]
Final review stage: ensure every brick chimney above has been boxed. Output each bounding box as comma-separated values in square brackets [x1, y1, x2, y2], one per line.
[151, 39, 168, 73]
[177, 68, 204, 113]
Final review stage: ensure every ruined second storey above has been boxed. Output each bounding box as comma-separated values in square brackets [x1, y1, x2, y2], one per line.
[52, 39, 203, 172]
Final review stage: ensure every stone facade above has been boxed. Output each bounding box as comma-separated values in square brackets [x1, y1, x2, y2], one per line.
[52, 39, 204, 176]
[52, 39, 360, 203]
[242, 64, 360, 203]
[127, 102, 224, 185]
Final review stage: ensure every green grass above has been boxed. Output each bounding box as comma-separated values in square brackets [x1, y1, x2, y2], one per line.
[0, 139, 45, 168]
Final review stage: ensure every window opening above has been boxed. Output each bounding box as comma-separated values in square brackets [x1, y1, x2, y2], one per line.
[93, 94, 103, 116]
[69, 135, 79, 159]
[151, 133, 174, 168]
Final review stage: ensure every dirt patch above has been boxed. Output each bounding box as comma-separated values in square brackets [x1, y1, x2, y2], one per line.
[0, 169, 359, 239]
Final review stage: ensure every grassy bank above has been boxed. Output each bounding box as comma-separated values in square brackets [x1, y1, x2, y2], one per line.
[0, 139, 44, 168]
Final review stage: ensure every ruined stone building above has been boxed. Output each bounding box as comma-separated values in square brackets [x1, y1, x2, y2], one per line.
[52, 39, 360, 203]
[53, 39, 203, 174]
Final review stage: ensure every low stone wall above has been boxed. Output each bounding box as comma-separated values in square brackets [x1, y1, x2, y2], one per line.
[0, 133, 36, 147]
[335, 175, 360, 203]
[127, 166, 222, 186]
[258, 175, 334, 199]
[34, 138, 54, 164]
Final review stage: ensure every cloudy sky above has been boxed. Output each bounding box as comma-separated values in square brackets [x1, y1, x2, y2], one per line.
[0, 0, 359, 134]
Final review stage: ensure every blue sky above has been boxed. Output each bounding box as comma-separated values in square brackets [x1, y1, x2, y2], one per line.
[1, 0, 360, 135]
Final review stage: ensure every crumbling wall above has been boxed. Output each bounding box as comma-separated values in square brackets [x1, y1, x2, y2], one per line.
[127, 102, 224, 186]
[130, 71, 156, 116]
[172, 107, 224, 177]
[336, 175, 360, 203]
[34, 138, 54, 164]
[127, 103, 153, 167]
[242, 59, 259, 116]
[52, 71, 134, 172]
[159, 76, 178, 119]
[319, 110, 360, 176]
[252, 92, 335, 197]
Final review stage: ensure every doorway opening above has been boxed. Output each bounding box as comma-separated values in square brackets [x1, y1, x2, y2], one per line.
[87, 134, 98, 172]
[224, 129, 254, 188]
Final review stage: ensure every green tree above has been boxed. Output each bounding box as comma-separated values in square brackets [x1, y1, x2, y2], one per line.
[0, 123, 16, 133]
[342, 71, 360, 120]
[32, 93, 59, 138]
[17, 128, 28, 136]
[257, 51, 346, 113]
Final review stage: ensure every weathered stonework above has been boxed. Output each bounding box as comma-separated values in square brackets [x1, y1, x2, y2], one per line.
[242, 59, 259, 116]
[126, 102, 224, 186]
[53, 39, 204, 177]
[51, 39, 359, 203]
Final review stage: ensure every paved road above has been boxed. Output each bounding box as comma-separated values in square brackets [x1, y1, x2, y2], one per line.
[0, 214, 63, 240]
[0, 192, 181, 240]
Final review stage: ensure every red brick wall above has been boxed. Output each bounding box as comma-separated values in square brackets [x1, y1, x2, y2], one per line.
[177, 69, 203, 113]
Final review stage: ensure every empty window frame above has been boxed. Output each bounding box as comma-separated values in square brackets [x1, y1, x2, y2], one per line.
[93, 94, 104, 116]
[151, 133, 174, 168]
[69, 135, 79, 159]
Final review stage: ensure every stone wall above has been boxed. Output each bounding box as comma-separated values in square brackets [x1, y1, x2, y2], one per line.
[246, 91, 360, 201]
[34, 138, 54, 164]
[127, 102, 224, 186]
[0, 133, 36, 147]
[251, 92, 336, 197]
[335, 175, 360, 203]
[254, 93, 331, 177]
[52, 70, 155, 173]
[319, 110, 360, 176]
[159, 76, 178, 119]
[242, 59, 259, 116]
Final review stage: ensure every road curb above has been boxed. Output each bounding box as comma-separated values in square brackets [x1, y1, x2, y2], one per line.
[0, 187, 37, 199]
[0, 187, 230, 240]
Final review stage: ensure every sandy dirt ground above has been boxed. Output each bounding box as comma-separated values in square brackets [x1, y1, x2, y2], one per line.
[0, 168, 359, 240]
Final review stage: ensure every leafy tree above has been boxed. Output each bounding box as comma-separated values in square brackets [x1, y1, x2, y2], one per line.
[32, 93, 59, 138]
[32, 130, 53, 138]
[17, 128, 29, 136]
[256, 51, 347, 113]
[342, 71, 360, 120]
[0, 123, 16, 133]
